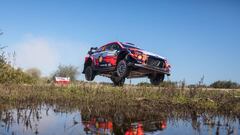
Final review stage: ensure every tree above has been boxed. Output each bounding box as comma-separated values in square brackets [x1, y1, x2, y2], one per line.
[210, 80, 239, 89]
[52, 64, 79, 81]
[25, 68, 41, 79]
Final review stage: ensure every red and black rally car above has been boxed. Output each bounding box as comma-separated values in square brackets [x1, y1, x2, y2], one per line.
[83, 42, 171, 86]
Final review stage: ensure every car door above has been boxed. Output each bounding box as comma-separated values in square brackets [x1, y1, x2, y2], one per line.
[105, 43, 120, 67]
[99, 43, 120, 68]
[92, 46, 105, 68]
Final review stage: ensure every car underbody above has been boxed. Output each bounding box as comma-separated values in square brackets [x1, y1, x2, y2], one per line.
[94, 62, 170, 79]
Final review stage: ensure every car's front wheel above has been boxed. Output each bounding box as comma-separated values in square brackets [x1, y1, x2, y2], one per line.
[116, 60, 129, 78]
[85, 66, 96, 81]
[149, 74, 165, 86]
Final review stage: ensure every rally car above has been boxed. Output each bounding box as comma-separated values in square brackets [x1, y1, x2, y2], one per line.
[82, 42, 171, 86]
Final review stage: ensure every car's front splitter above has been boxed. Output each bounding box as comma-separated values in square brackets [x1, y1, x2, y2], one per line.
[129, 63, 171, 76]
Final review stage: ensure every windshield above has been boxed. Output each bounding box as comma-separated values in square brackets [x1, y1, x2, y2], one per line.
[121, 43, 140, 49]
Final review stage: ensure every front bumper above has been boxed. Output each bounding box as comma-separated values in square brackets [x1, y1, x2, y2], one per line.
[129, 63, 171, 76]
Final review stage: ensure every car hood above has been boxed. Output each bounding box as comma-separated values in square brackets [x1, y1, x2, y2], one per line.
[140, 50, 166, 60]
[128, 48, 166, 60]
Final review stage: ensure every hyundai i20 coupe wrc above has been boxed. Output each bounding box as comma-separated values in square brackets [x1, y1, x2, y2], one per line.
[83, 42, 171, 86]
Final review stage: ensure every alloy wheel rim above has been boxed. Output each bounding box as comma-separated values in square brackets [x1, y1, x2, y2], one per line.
[117, 62, 126, 76]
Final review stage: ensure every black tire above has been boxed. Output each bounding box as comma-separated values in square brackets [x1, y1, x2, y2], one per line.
[111, 76, 125, 86]
[85, 66, 95, 81]
[149, 74, 165, 86]
[116, 60, 128, 78]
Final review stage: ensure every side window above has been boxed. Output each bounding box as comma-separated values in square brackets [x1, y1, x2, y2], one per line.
[105, 44, 120, 51]
[97, 46, 105, 52]
[100, 43, 121, 52]
[105, 44, 112, 51]
[112, 44, 120, 51]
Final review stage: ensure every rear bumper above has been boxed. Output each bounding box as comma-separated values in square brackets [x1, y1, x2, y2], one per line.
[129, 63, 171, 76]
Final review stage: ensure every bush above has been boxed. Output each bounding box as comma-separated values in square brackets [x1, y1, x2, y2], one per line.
[0, 63, 36, 84]
[210, 80, 239, 89]
[0, 44, 36, 84]
[137, 82, 151, 86]
[137, 81, 177, 87]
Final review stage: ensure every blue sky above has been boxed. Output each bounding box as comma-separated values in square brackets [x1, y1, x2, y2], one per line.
[0, 0, 240, 84]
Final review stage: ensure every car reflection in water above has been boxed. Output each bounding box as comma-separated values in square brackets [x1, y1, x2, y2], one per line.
[82, 116, 114, 135]
[82, 115, 167, 135]
[1, 106, 239, 135]
[125, 120, 167, 135]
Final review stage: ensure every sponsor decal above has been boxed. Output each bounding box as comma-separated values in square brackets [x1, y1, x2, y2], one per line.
[99, 56, 103, 63]
[100, 64, 108, 67]
[99, 63, 112, 67]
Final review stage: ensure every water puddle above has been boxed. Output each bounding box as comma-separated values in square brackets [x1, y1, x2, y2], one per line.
[0, 104, 239, 135]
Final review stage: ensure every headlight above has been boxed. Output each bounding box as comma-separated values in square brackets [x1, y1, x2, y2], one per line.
[131, 51, 142, 58]
[130, 51, 147, 61]
[137, 55, 143, 60]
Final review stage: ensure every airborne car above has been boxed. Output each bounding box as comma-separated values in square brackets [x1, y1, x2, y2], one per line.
[83, 42, 171, 86]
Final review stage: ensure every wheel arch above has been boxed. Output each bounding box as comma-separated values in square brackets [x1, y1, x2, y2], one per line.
[116, 50, 130, 64]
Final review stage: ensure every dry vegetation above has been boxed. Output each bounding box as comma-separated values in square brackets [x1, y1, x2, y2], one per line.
[0, 83, 240, 117]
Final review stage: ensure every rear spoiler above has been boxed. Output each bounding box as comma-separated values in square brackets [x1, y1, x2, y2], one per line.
[88, 47, 98, 55]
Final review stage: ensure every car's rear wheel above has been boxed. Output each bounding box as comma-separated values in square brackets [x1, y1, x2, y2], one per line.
[111, 76, 125, 86]
[85, 66, 96, 81]
[149, 74, 165, 86]
[116, 60, 128, 78]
